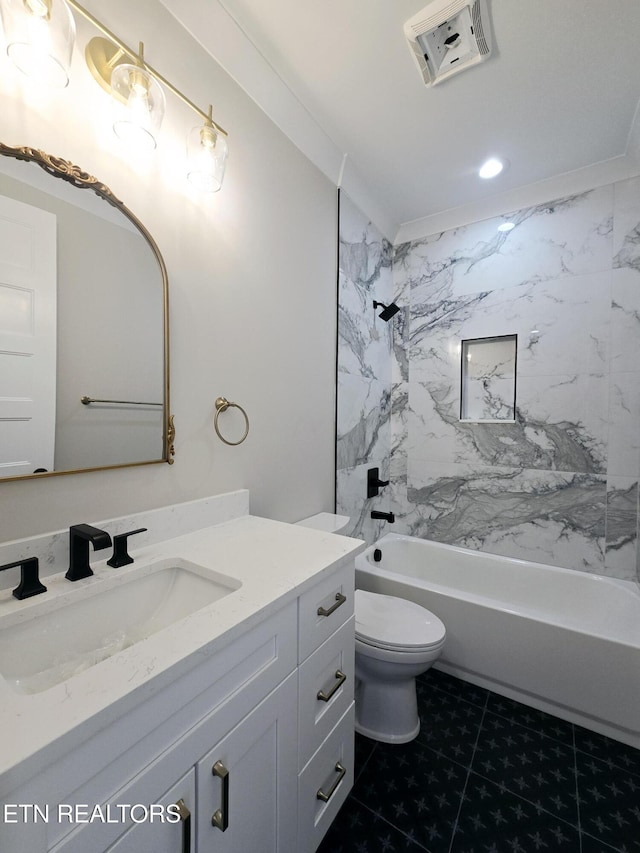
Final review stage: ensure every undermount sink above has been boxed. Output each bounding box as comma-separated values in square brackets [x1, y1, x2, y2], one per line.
[0, 559, 241, 695]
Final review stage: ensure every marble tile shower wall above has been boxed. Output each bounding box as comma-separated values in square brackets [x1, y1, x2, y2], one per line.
[336, 192, 394, 541]
[391, 177, 640, 581]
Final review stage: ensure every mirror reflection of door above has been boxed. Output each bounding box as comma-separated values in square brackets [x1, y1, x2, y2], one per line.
[0, 194, 57, 477]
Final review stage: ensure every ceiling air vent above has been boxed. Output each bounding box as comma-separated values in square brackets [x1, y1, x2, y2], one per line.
[404, 0, 493, 87]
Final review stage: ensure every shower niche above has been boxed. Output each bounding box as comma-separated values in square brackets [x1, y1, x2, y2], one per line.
[460, 334, 517, 422]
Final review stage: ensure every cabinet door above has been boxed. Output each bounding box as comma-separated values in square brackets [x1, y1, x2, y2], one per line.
[105, 770, 195, 853]
[197, 672, 298, 853]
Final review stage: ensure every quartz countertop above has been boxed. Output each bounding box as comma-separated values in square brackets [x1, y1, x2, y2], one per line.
[0, 512, 363, 794]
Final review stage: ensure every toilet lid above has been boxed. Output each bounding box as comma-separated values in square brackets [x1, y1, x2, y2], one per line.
[355, 589, 446, 650]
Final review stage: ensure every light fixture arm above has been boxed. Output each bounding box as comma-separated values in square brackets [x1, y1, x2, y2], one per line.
[66, 0, 227, 137]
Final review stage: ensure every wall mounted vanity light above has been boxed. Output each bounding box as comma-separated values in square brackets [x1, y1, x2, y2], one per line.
[0, 0, 229, 191]
[109, 44, 166, 152]
[0, 0, 75, 87]
[186, 105, 228, 193]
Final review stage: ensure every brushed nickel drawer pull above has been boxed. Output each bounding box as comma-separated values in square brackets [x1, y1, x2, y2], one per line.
[316, 762, 346, 803]
[317, 592, 346, 618]
[317, 669, 347, 702]
[174, 799, 191, 853]
[211, 760, 229, 832]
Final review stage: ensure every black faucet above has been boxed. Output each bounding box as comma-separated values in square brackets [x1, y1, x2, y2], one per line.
[108, 528, 147, 568]
[0, 557, 47, 599]
[371, 510, 395, 523]
[66, 524, 112, 581]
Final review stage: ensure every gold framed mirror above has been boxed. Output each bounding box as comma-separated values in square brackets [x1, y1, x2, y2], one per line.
[0, 142, 174, 481]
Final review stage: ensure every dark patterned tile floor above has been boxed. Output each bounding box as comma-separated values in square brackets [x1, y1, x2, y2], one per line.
[317, 668, 640, 853]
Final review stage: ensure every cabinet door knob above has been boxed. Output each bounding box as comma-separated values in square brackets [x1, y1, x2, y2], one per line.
[211, 760, 230, 832]
[174, 799, 191, 853]
[317, 592, 346, 618]
[317, 670, 347, 703]
[316, 762, 346, 803]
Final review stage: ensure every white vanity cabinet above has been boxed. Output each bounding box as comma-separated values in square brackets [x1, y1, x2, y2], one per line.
[103, 673, 298, 853]
[2, 556, 356, 853]
[194, 672, 298, 852]
[296, 565, 356, 853]
[44, 602, 299, 853]
[103, 771, 196, 853]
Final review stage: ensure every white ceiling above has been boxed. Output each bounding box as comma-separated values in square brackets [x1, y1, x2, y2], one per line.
[166, 0, 640, 239]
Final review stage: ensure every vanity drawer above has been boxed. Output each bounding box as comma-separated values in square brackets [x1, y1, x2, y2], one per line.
[298, 617, 354, 770]
[297, 703, 355, 853]
[298, 563, 354, 662]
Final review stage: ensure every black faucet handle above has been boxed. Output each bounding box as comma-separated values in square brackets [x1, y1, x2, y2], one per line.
[108, 528, 148, 568]
[367, 467, 390, 498]
[0, 557, 47, 600]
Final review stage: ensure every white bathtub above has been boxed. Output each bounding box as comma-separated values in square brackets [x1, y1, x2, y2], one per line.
[355, 533, 640, 748]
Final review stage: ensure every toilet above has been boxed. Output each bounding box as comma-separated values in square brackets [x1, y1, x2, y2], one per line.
[354, 589, 446, 744]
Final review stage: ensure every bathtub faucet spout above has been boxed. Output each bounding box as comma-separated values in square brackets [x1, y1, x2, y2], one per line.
[371, 510, 395, 523]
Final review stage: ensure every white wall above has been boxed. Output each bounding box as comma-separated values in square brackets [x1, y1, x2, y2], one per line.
[0, 0, 337, 541]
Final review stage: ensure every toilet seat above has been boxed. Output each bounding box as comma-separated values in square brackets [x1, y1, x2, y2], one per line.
[355, 589, 446, 652]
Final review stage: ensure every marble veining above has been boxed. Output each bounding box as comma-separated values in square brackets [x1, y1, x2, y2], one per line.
[611, 268, 640, 370]
[337, 179, 640, 578]
[605, 478, 638, 581]
[337, 463, 388, 542]
[395, 187, 613, 299]
[613, 176, 640, 273]
[614, 225, 640, 273]
[337, 192, 394, 538]
[0, 490, 250, 591]
[336, 375, 390, 470]
[338, 193, 393, 386]
[338, 272, 392, 380]
[408, 373, 607, 474]
[405, 463, 606, 572]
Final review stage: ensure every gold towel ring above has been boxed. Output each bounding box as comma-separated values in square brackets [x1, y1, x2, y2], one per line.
[214, 397, 250, 446]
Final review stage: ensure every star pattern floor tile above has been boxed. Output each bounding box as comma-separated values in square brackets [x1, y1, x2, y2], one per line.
[574, 726, 640, 778]
[485, 693, 575, 743]
[576, 751, 640, 852]
[473, 712, 579, 824]
[420, 669, 488, 708]
[415, 683, 485, 766]
[317, 668, 640, 853]
[452, 772, 580, 852]
[317, 798, 429, 853]
[352, 739, 468, 853]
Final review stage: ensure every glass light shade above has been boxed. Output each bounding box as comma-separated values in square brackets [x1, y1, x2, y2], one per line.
[110, 62, 165, 152]
[0, 0, 75, 88]
[186, 123, 228, 193]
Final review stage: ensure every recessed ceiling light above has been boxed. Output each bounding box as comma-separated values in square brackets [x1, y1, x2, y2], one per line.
[479, 158, 504, 179]
[497, 222, 515, 232]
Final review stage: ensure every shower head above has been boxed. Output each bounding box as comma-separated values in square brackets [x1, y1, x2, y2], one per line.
[373, 300, 400, 322]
